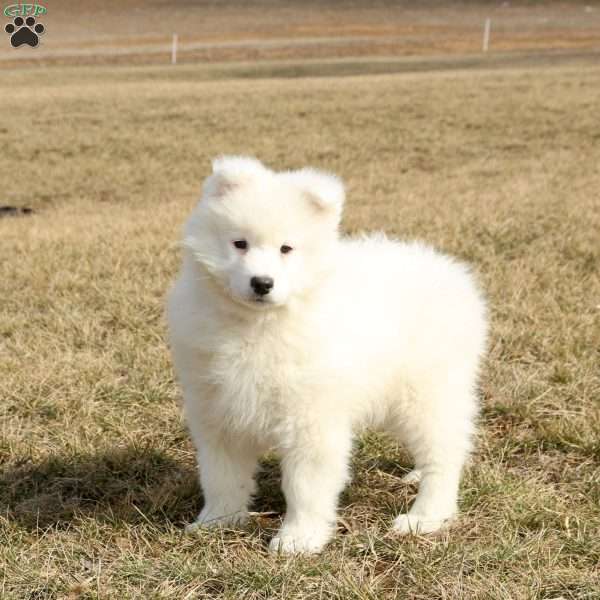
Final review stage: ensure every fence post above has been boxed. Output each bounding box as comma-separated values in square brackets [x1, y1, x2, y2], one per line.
[171, 33, 178, 65]
[483, 18, 491, 52]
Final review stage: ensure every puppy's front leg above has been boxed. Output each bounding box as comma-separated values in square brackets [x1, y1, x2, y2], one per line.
[269, 423, 352, 554]
[186, 432, 260, 532]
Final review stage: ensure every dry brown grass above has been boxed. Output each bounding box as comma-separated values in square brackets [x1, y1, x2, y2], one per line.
[1, 56, 599, 598]
[1, 0, 599, 68]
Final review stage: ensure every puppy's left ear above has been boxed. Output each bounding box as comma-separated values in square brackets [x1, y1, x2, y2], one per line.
[283, 168, 346, 226]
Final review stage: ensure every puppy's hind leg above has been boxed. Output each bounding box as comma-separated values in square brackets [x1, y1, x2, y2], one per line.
[392, 385, 476, 536]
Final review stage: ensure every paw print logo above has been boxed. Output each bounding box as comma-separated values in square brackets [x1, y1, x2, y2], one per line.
[5, 15, 45, 47]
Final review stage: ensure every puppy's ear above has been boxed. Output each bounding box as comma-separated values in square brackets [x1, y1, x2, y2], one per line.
[203, 156, 268, 199]
[283, 168, 346, 225]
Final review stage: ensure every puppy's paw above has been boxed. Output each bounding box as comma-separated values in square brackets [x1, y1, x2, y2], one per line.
[185, 506, 249, 533]
[268, 522, 332, 554]
[401, 469, 422, 484]
[392, 512, 452, 536]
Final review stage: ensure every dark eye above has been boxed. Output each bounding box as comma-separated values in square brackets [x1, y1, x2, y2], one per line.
[233, 240, 248, 250]
[280, 245, 293, 254]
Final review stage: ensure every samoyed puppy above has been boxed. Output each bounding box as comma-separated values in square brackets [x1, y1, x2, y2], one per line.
[167, 156, 487, 554]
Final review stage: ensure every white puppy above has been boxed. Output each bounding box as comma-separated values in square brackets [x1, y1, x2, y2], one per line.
[167, 156, 487, 554]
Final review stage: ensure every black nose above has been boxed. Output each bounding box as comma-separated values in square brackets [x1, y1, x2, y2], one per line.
[250, 276, 274, 296]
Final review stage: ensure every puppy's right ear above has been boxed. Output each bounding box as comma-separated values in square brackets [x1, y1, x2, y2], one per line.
[203, 156, 268, 199]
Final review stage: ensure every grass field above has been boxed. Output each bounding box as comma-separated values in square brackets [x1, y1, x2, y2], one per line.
[1, 45, 600, 600]
[1, 0, 599, 67]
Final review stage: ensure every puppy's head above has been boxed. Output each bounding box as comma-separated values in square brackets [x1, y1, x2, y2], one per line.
[184, 156, 345, 309]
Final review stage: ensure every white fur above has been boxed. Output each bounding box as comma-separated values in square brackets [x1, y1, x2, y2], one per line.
[167, 156, 488, 554]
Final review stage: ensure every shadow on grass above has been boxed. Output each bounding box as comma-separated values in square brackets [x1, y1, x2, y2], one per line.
[1, 446, 286, 531]
[1, 446, 197, 530]
[1, 439, 411, 531]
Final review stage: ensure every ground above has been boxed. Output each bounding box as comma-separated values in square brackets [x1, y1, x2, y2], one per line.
[1, 0, 600, 67]
[1, 2, 600, 599]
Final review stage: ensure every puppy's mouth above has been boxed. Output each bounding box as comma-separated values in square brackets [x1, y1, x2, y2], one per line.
[250, 294, 276, 306]
[242, 298, 277, 311]
[228, 290, 279, 310]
